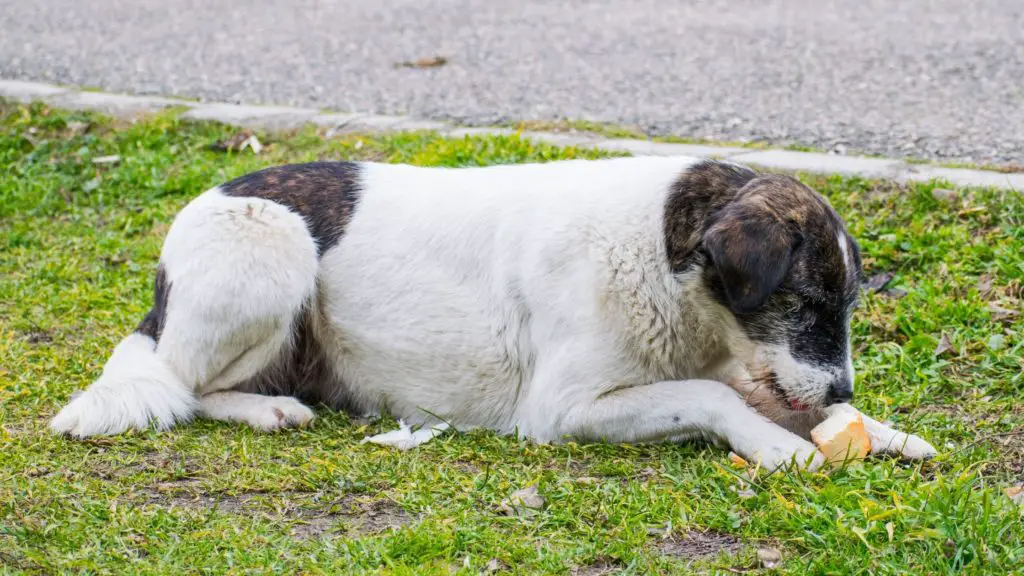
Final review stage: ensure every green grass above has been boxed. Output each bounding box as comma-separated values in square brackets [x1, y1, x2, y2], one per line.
[1, 101, 1022, 575]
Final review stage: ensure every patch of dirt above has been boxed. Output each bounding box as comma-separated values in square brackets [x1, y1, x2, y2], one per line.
[144, 487, 256, 514]
[139, 483, 412, 540]
[22, 329, 53, 344]
[334, 496, 413, 536]
[452, 460, 482, 474]
[655, 530, 747, 560]
[570, 558, 625, 576]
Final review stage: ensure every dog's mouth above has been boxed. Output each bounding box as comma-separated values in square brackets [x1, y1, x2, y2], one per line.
[764, 371, 811, 412]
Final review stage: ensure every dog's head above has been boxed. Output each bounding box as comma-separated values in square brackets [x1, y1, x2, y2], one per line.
[667, 161, 862, 413]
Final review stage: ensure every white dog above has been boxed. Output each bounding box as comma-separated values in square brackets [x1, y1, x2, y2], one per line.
[50, 157, 936, 470]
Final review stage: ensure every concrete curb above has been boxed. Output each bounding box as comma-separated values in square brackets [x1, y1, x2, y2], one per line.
[3, 79, 1021, 191]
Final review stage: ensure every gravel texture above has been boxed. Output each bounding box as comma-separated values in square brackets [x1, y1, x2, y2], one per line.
[2, 0, 1022, 166]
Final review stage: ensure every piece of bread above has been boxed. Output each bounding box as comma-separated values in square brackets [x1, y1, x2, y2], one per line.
[811, 410, 871, 465]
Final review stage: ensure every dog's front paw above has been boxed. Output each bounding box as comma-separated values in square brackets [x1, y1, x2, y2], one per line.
[871, 430, 938, 461]
[751, 441, 826, 473]
[734, 431, 826, 473]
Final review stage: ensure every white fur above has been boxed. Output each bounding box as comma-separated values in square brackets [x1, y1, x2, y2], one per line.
[51, 156, 933, 470]
[49, 333, 196, 437]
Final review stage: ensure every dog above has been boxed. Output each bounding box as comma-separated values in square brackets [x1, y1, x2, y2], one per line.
[50, 157, 936, 470]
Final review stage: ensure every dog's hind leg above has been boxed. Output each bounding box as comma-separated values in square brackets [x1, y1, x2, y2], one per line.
[50, 189, 319, 438]
[197, 391, 315, 431]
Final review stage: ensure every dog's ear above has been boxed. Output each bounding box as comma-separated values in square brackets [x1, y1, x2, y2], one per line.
[703, 204, 800, 314]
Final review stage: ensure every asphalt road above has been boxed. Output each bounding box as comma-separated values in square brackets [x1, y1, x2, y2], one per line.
[2, 0, 1022, 165]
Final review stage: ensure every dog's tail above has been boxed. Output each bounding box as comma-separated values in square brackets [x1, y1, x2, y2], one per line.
[49, 330, 197, 437]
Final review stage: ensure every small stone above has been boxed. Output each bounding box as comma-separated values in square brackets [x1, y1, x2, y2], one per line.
[987, 334, 1005, 351]
[81, 177, 101, 192]
[66, 121, 90, 136]
[484, 558, 504, 573]
[757, 547, 782, 568]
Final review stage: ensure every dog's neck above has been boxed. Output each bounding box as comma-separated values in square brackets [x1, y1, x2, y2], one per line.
[622, 265, 740, 383]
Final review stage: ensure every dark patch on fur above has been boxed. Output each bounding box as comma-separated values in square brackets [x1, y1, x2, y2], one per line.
[135, 264, 171, 342]
[220, 162, 361, 256]
[664, 160, 757, 274]
[664, 161, 861, 384]
[232, 300, 355, 413]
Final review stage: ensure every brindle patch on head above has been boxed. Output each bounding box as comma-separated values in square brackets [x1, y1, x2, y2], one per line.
[135, 264, 170, 342]
[702, 174, 860, 323]
[704, 174, 859, 313]
[219, 162, 362, 256]
[699, 172, 862, 389]
[663, 160, 757, 273]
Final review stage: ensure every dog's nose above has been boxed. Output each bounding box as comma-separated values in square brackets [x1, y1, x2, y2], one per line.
[825, 378, 854, 406]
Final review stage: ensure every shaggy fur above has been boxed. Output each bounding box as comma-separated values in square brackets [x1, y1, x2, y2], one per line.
[50, 157, 936, 471]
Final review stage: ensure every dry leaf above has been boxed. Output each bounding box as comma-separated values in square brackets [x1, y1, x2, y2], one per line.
[499, 484, 545, 516]
[210, 131, 263, 154]
[736, 487, 756, 500]
[863, 272, 894, 293]
[977, 274, 995, 297]
[882, 288, 908, 299]
[728, 452, 748, 468]
[1006, 485, 1023, 504]
[885, 521, 895, 542]
[757, 547, 782, 569]
[987, 303, 1018, 323]
[934, 333, 954, 357]
[484, 558, 504, 573]
[91, 155, 121, 164]
[395, 55, 448, 69]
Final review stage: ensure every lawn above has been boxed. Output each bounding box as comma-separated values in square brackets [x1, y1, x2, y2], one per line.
[1, 101, 1021, 575]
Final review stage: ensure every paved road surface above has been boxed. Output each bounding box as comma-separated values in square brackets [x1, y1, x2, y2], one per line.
[2, 0, 1022, 165]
